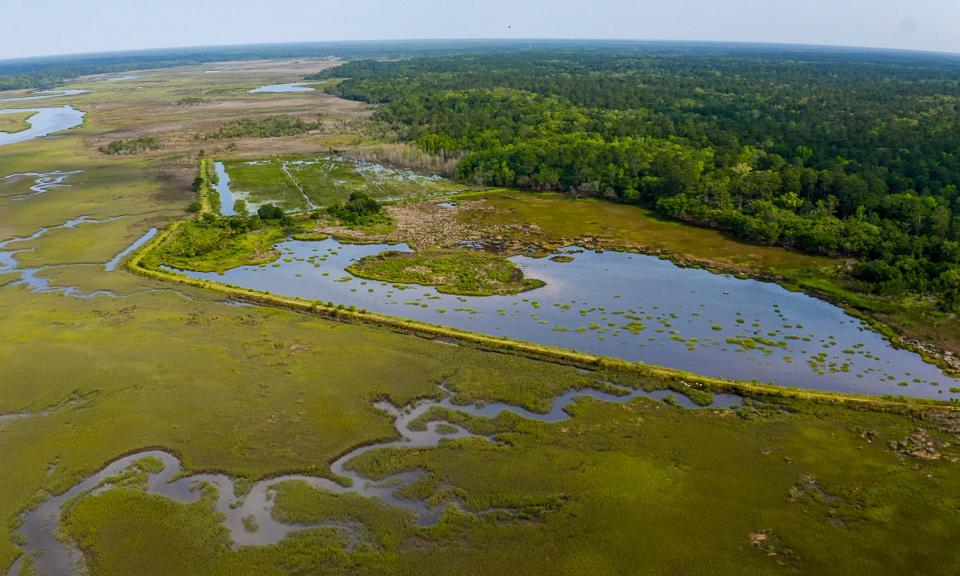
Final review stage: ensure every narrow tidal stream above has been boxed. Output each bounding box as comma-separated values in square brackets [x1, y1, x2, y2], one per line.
[8, 384, 740, 576]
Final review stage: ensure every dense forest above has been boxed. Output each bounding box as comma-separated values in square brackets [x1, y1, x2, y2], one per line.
[311, 48, 960, 310]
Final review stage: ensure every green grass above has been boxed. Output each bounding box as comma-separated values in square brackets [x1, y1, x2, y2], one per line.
[284, 154, 467, 206]
[61, 487, 395, 575]
[462, 191, 840, 275]
[219, 155, 468, 213]
[221, 160, 305, 211]
[0, 112, 36, 134]
[271, 480, 413, 549]
[140, 219, 286, 273]
[346, 248, 545, 296]
[55, 392, 960, 576]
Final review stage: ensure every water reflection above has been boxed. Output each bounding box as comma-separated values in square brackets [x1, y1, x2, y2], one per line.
[174, 238, 960, 398]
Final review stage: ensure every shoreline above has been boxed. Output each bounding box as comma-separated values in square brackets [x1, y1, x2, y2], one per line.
[127, 218, 960, 412]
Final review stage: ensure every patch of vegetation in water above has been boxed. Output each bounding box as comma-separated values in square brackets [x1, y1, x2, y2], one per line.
[291, 232, 330, 242]
[347, 248, 545, 296]
[140, 214, 287, 273]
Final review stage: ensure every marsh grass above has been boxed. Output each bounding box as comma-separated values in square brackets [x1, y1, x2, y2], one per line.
[221, 159, 305, 211]
[0, 112, 36, 134]
[346, 249, 545, 296]
[140, 219, 286, 273]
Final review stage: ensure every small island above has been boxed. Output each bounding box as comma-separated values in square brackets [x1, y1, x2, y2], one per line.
[347, 248, 545, 296]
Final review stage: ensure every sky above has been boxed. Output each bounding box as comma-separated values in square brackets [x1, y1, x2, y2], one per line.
[3, 0, 959, 60]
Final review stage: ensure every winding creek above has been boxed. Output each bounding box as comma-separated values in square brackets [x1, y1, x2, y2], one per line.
[0, 171, 82, 200]
[173, 238, 960, 399]
[8, 384, 741, 576]
[0, 216, 120, 299]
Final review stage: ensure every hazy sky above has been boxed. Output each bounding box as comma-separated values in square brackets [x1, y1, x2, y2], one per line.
[3, 0, 959, 60]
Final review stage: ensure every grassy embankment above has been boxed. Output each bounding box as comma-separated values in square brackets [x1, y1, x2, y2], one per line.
[0, 112, 36, 134]
[346, 248, 545, 296]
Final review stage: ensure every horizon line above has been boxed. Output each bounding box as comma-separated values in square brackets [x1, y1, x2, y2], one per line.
[3, 37, 960, 66]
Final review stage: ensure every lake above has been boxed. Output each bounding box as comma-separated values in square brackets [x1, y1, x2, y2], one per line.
[173, 238, 960, 399]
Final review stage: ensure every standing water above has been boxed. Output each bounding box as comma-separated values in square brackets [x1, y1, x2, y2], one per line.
[172, 239, 960, 399]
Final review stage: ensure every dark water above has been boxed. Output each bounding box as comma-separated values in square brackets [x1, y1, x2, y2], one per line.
[9, 383, 736, 575]
[174, 238, 960, 399]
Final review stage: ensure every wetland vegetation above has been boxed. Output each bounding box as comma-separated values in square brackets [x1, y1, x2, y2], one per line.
[0, 111, 35, 133]
[3, 42, 960, 576]
[99, 135, 163, 155]
[347, 248, 545, 296]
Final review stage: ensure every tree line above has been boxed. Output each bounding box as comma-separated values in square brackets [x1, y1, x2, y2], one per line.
[312, 49, 960, 310]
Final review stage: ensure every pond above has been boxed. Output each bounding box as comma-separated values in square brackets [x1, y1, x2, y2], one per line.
[249, 82, 317, 93]
[0, 106, 85, 147]
[173, 239, 960, 399]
